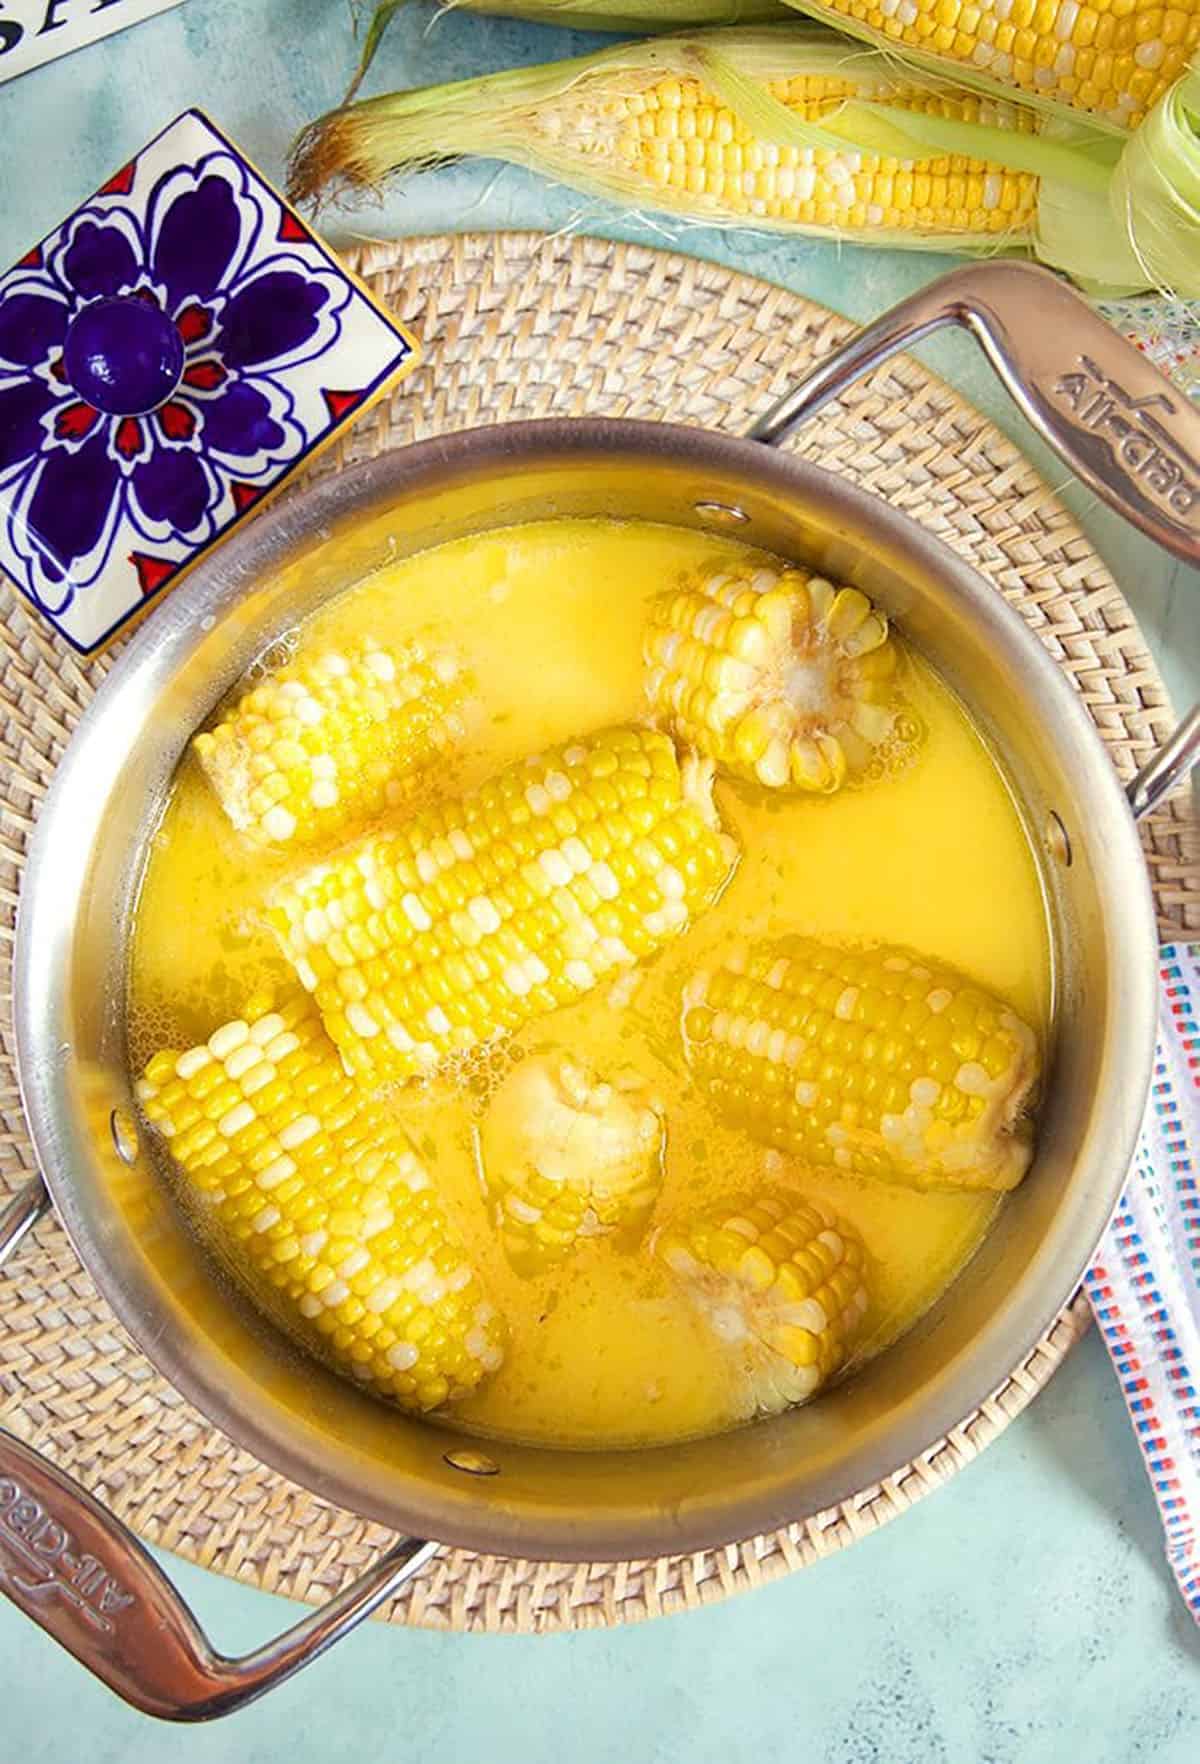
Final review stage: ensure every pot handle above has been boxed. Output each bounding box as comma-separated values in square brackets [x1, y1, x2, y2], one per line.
[0, 1184, 436, 1721]
[748, 260, 1200, 569]
[1126, 705, 1200, 821]
[0, 1175, 51, 1267]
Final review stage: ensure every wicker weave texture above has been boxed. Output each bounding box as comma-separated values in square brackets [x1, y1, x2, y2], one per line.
[0, 233, 1193, 1634]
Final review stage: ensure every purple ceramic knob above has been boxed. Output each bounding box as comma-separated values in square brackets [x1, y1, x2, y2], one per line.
[63, 294, 185, 417]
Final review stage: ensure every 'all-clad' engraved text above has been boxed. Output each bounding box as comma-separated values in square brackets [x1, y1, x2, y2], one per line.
[0, 1475, 134, 1632]
[1052, 355, 1199, 521]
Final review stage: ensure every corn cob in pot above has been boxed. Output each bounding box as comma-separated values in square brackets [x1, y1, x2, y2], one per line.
[480, 1047, 667, 1275]
[683, 936, 1039, 1191]
[656, 1188, 870, 1412]
[645, 560, 915, 791]
[137, 991, 505, 1411]
[193, 638, 468, 849]
[267, 726, 738, 1082]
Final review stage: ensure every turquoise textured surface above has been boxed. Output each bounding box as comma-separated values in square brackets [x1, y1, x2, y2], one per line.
[1, 4, 1198, 1756]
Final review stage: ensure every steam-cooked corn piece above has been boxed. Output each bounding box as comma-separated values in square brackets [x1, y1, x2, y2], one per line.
[803, 0, 1200, 128]
[656, 1189, 869, 1412]
[683, 937, 1039, 1190]
[267, 727, 738, 1081]
[193, 639, 467, 848]
[480, 1048, 666, 1275]
[645, 562, 915, 791]
[136, 992, 504, 1411]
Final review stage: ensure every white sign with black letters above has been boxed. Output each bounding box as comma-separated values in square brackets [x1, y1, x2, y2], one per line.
[0, 0, 184, 84]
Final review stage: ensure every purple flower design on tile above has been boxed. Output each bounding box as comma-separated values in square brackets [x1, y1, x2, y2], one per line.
[0, 150, 352, 613]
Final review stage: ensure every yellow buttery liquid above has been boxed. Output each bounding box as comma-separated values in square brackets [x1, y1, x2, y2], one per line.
[129, 519, 1052, 1449]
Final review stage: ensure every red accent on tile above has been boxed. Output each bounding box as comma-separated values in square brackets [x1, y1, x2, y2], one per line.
[50, 355, 67, 383]
[99, 161, 137, 198]
[175, 304, 212, 346]
[322, 388, 364, 423]
[159, 401, 197, 442]
[17, 246, 42, 270]
[182, 359, 226, 392]
[277, 208, 310, 243]
[115, 417, 143, 461]
[54, 402, 100, 442]
[130, 552, 175, 597]
[230, 481, 261, 513]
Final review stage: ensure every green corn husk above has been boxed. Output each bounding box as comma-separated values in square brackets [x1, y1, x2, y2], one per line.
[361, 0, 790, 31]
[1054, 70, 1200, 295]
[346, 0, 792, 100]
[294, 24, 1200, 296]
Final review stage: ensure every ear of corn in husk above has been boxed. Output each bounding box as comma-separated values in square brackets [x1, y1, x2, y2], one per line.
[480, 1047, 666, 1274]
[1037, 67, 1200, 294]
[137, 990, 505, 1411]
[296, 26, 1059, 248]
[780, 0, 1200, 130]
[683, 936, 1039, 1191]
[267, 726, 738, 1083]
[655, 1188, 870, 1414]
[292, 25, 1200, 296]
[644, 558, 918, 792]
[774, 6, 1200, 292]
[193, 638, 469, 849]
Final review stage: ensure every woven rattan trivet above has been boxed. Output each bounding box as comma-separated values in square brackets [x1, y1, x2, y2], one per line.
[1, 233, 1196, 1635]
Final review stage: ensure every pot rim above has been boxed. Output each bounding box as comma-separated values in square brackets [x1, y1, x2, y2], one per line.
[12, 417, 1158, 1561]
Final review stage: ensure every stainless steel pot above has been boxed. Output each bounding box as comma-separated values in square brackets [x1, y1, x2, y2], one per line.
[1, 263, 1197, 1720]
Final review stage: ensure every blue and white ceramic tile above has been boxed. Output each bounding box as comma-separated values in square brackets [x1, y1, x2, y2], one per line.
[0, 109, 417, 654]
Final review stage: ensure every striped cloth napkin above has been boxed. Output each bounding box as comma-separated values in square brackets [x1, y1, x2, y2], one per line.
[1085, 942, 1200, 1620]
[1097, 299, 1200, 402]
